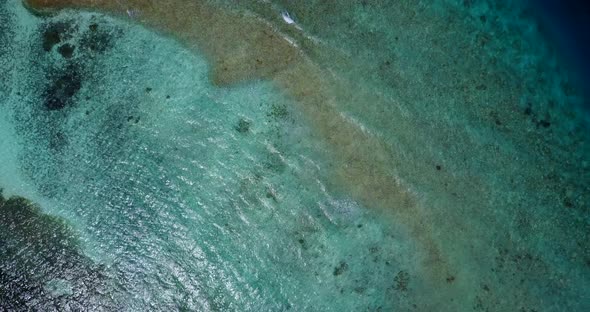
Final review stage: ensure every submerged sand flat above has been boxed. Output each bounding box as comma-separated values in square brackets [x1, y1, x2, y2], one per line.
[0, 0, 588, 310]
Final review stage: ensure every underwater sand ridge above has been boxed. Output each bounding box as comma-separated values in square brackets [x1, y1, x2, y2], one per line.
[21, 0, 424, 253]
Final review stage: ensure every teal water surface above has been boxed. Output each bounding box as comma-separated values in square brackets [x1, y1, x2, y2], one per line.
[1, 0, 589, 311]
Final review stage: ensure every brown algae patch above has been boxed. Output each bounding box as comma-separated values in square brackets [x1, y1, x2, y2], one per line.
[23, 0, 465, 306]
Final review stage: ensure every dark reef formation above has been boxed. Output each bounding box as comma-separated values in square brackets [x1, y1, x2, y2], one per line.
[0, 190, 115, 310]
[39, 15, 117, 112]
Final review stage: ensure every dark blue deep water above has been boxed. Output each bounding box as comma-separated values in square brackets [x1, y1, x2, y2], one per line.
[532, 0, 590, 102]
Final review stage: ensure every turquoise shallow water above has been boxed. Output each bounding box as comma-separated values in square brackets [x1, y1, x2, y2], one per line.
[1, 0, 589, 311]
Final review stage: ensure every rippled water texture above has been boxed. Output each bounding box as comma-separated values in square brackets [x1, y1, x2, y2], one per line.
[1, 0, 589, 311]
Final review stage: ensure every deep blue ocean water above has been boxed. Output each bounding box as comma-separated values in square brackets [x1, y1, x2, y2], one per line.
[532, 0, 590, 97]
[1, 0, 589, 311]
